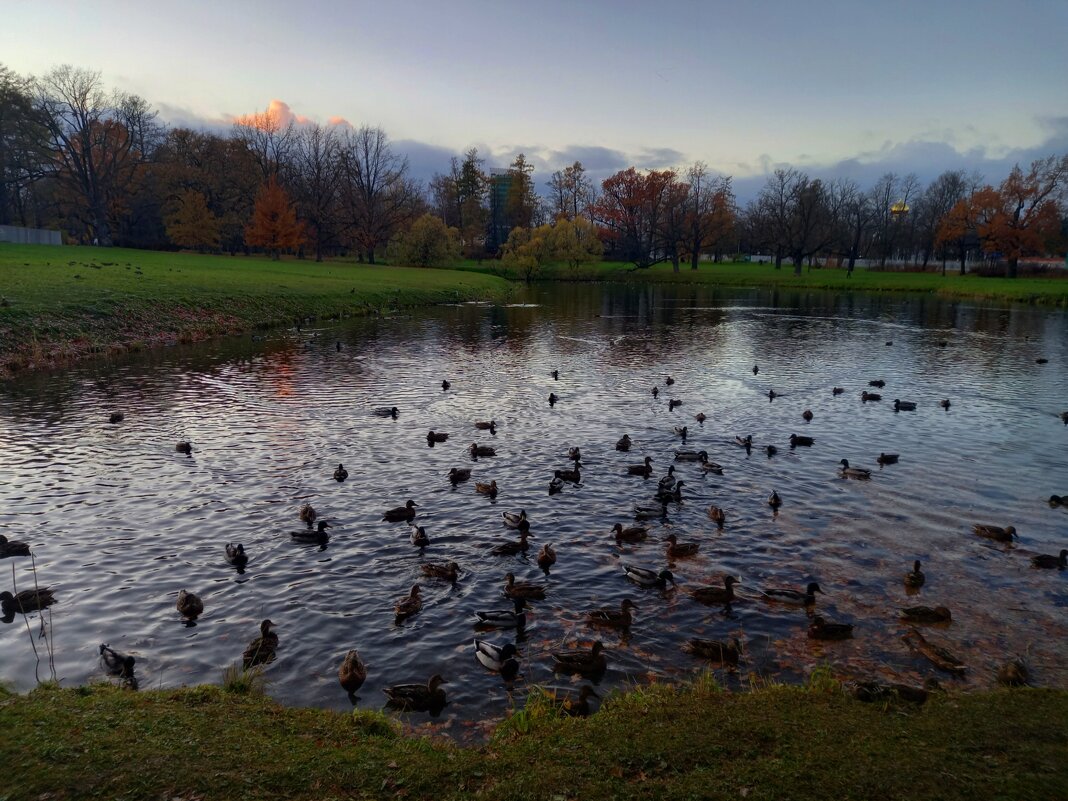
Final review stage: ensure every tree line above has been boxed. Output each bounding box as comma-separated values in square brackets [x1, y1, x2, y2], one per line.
[1, 63, 1065, 277]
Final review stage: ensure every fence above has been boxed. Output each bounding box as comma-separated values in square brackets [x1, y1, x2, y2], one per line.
[0, 225, 63, 246]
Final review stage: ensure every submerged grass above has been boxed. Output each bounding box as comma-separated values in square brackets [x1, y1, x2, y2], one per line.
[0, 680, 1064, 800]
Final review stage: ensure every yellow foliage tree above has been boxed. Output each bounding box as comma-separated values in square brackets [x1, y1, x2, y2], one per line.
[245, 178, 304, 259]
[165, 189, 221, 252]
[547, 216, 603, 274]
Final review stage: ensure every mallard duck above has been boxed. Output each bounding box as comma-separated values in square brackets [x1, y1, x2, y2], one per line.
[0, 535, 30, 558]
[99, 643, 136, 677]
[655, 481, 685, 503]
[587, 598, 637, 628]
[551, 369, 559, 380]
[474, 640, 519, 679]
[903, 560, 925, 587]
[668, 399, 682, 410]
[665, 533, 699, 558]
[691, 576, 740, 605]
[684, 637, 741, 665]
[421, 561, 461, 581]
[665, 375, 675, 385]
[674, 449, 708, 462]
[634, 502, 669, 521]
[567, 446, 582, 462]
[441, 379, 450, 390]
[491, 530, 534, 555]
[847, 681, 927, 705]
[1059, 411, 1068, 425]
[176, 589, 204, 619]
[448, 467, 472, 484]
[626, 456, 654, 476]
[651, 386, 660, 399]
[893, 399, 917, 412]
[832, 387, 844, 395]
[373, 406, 399, 418]
[615, 434, 633, 451]
[765, 445, 777, 458]
[557, 685, 599, 717]
[612, 523, 648, 544]
[623, 565, 675, 589]
[552, 641, 607, 675]
[901, 605, 952, 623]
[0, 588, 55, 613]
[861, 391, 881, 402]
[658, 466, 677, 490]
[299, 503, 317, 526]
[767, 389, 777, 401]
[292, 520, 331, 544]
[394, 585, 423, 622]
[869, 380, 886, 388]
[972, 524, 1017, 543]
[548, 392, 559, 406]
[474, 420, 497, 432]
[789, 434, 814, 448]
[708, 505, 725, 528]
[808, 616, 854, 640]
[902, 628, 965, 675]
[333, 463, 348, 481]
[802, 409, 813, 422]
[383, 674, 448, 711]
[504, 572, 546, 600]
[502, 510, 528, 529]
[383, 500, 418, 522]
[761, 581, 822, 606]
[699, 455, 724, 473]
[470, 443, 496, 458]
[555, 467, 581, 483]
[673, 426, 688, 440]
[476, 480, 499, 498]
[877, 453, 899, 465]
[768, 490, 782, 509]
[548, 476, 564, 495]
[1048, 495, 1065, 507]
[225, 543, 248, 567]
[176, 441, 192, 455]
[338, 649, 367, 694]
[839, 459, 871, 479]
[475, 598, 527, 629]
[940, 399, 951, 410]
[427, 430, 449, 444]
[734, 434, 753, 449]
[109, 412, 124, 424]
[997, 658, 1030, 687]
[695, 412, 707, 423]
[537, 544, 557, 572]
[242, 619, 278, 668]
[1031, 549, 1067, 569]
[407, 527, 429, 551]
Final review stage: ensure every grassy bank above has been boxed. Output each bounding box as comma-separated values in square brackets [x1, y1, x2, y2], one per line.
[460, 258, 1068, 304]
[0, 244, 510, 375]
[1, 680, 1064, 800]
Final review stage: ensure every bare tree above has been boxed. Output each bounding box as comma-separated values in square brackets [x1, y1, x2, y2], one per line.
[682, 162, 736, 269]
[232, 104, 295, 180]
[546, 161, 594, 221]
[869, 172, 921, 267]
[293, 123, 342, 261]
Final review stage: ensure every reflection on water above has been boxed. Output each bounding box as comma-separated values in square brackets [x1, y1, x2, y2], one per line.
[1, 283, 1066, 739]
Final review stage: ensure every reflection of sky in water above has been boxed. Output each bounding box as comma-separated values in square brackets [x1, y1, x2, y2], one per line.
[0, 284, 1065, 741]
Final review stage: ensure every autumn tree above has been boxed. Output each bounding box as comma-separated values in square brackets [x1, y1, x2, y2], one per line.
[292, 123, 342, 261]
[547, 216, 603, 274]
[913, 170, 975, 273]
[245, 177, 304, 258]
[594, 167, 681, 269]
[500, 224, 552, 282]
[0, 63, 47, 226]
[166, 188, 220, 251]
[505, 153, 539, 230]
[232, 103, 295, 180]
[547, 161, 594, 221]
[934, 197, 977, 275]
[389, 213, 460, 267]
[681, 162, 736, 270]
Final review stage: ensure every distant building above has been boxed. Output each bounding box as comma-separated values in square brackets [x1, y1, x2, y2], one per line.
[487, 169, 513, 253]
[0, 225, 63, 246]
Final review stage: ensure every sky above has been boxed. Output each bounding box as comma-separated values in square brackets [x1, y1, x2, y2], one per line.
[4, 0, 1067, 199]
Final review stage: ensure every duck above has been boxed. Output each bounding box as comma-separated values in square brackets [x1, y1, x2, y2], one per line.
[502, 510, 528, 529]
[242, 619, 279, 668]
[548, 476, 565, 495]
[673, 426, 688, 442]
[551, 369, 559, 380]
[802, 409, 813, 422]
[299, 503, 317, 526]
[838, 459, 871, 479]
[225, 543, 249, 568]
[470, 443, 496, 458]
[548, 392, 559, 406]
[504, 572, 546, 600]
[394, 585, 423, 623]
[684, 637, 742, 666]
[623, 565, 675, 589]
[997, 658, 1030, 687]
[940, 399, 951, 410]
[0, 535, 30, 558]
[761, 581, 822, 606]
[336, 341, 342, 352]
[333, 463, 348, 481]
[615, 434, 633, 451]
[832, 387, 844, 395]
[903, 560, 925, 588]
[768, 490, 782, 509]
[893, 399, 917, 412]
[708, 505, 726, 529]
[176, 589, 204, 620]
[555, 466, 581, 483]
[789, 434, 814, 448]
[292, 520, 331, 544]
[491, 530, 534, 555]
[475, 480, 499, 498]
[373, 406, 399, 418]
[587, 598, 638, 628]
[674, 449, 708, 462]
[474, 420, 497, 432]
[567, 446, 582, 462]
[634, 502, 668, 521]
[406, 525, 429, 547]
[900, 605, 952, 624]
[382, 500, 418, 522]
[427, 430, 449, 444]
[626, 456, 654, 476]
[537, 543, 557, 572]
[665, 533, 699, 558]
[808, 616, 854, 640]
[338, 649, 367, 694]
[448, 467, 472, 484]
[902, 628, 965, 675]
[767, 389, 777, 400]
[612, 523, 648, 544]
[691, 576, 740, 605]
[0, 588, 55, 613]
[474, 640, 519, 679]
[557, 685, 599, 718]
[421, 561, 461, 582]
[99, 643, 136, 677]
[869, 380, 886, 388]
[655, 481, 685, 503]
[699, 455, 724, 474]
[1031, 549, 1067, 569]
[847, 681, 928, 705]
[665, 375, 675, 385]
[441, 379, 450, 391]
[695, 412, 707, 423]
[651, 386, 660, 399]
[175, 441, 192, 455]
[877, 453, 899, 465]
[382, 674, 448, 712]
[1060, 411, 1068, 425]
[734, 434, 753, 450]
[668, 399, 682, 410]
[109, 412, 124, 424]
[552, 641, 607, 675]
[658, 466, 677, 491]
[1050, 495, 1067, 507]
[475, 598, 527, 629]
[972, 524, 1017, 543]
[765, 445, 777, 458]
[861, 391, 882, 402]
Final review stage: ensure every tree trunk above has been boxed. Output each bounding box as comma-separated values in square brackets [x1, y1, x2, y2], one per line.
[671, 256, 680, 273]
[690, 251, 699, 270]
[1007, 257, 1017, 279]
[774, 252, 782, 270]
[793, 255, 803, 276]
[958, 244, 966, 275]
[367, 248, 376, 265]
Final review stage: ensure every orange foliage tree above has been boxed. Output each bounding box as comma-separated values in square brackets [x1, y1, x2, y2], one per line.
[935, 197, 976, 275]
[245, 178, 304, 259]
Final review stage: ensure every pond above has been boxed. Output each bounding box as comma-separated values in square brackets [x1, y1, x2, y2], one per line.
[1, 282, 1065, 739]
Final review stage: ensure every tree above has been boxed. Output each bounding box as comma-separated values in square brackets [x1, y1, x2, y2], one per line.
[245, 177, 304, 258]
[0, 63, 47, 226]
[594, 167, 680, 269]
[753, 169, 838, 274]
[389, 213, 460, 267]
[681, 162, 736, 270]
[547, 161, 594, 221]
[500, 224, 552, 282]
[165, 189, 220, 251]
[505, 153, 539, 230]
[547, 216, 603, 274]
[935, 197, 977, 275]
[869, 172, 921, 267]
[292, 123, 342, 261]
[913, 171, 973, 273]
[232, 103, 295, 180]
[832, 178, 876, 275]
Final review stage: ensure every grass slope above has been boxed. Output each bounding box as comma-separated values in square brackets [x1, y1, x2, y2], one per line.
[0, 244, 510, 375]
[1, 681, 1064, 800]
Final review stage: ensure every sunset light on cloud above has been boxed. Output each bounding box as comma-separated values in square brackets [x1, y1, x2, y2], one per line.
[230, 99, 351, 130]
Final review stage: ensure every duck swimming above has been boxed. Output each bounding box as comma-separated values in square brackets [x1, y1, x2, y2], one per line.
[491, 530, 534, 555]
[504, 572, 546, 600]
[626, 456, 654, 476]
[242, 619, 278, 668]
[634, 502, 669, 521]
[861, 391, 882, 402]
[691, 576, 740, 605]
[832, 387, 844, 395]
[0, 535, 30, 558]
[373, 407, 399, 418]
[474, 420, 497, 433]
[448, 467, 472, 484]
[615, 434, 633, 451]
[789, 434, 814, 448]
[695, 412, 707, 422]
[651, 386, 660, 399]
[421, 561, 461, 581]
[765, 445, 777, 458]
[537, 543, 557, 572]
[470, 443, 496, 458]
[839, 459, 871, 479]
[383, 500, 418, 522]
[587, 598, 638, 629]
[893, 399, 917, 412]
[768, 490, 782, 509]
[427, 430, 449, 444]
[668, 399, 682, 410]
[383, 674, 448, 712]
[708, 505, 726, 529]
[292, 520, 331, 544]
[109, 412, 124, 424]
[940, 399, 951, 410]
[623, 565, 675, 589]
[548, 476, 564, 495]
[394, 585, 423, 623]
[99, 643, 136, 677]
[474, 640, 519, 679]
[808, 616, 854, 640]
[674, 449, 708, 462]
[441, 379, 450, 391]
[972, 524, 1017, 543]
[475, 480, 499, 498]
[802, 409, 813, 422]
[502, 510, 528, 529]
[658, 466, 677, 491]
[0, 588, 55, 614]
[299, 504, 317, 527]
[475, 598, 527, 629]
[699, 455, 724, 474]
[902, 628, 965, 675]
[555, 466, 581, 483]
[548, 392, 559, 406]
[612, 523, 648, 544]
[655, 481, 685, 503]
[176, 589, 204, 620]
[761, 581, 822, 606]
[338, 649, 367, 694]
[877, 453, 899, 465]
[900, 605, 952, 623]
[684, 637, 742, 666]
[1031, 549, 1067, 569]
[869, 380, 886, 388]
[664, 533, 699, 558]
[903, 560, 925, 588]
[225, 543, 248, 568]
[552, 641, 607, 676]
[333, 463, 348, 481]
[176, 441, 192, 455]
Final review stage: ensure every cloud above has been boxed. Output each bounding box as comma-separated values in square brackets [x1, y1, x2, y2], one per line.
[229, 99, 352, 130]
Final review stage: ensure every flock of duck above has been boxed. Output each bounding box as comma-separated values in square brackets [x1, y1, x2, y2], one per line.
[2, 364, 1066, 718]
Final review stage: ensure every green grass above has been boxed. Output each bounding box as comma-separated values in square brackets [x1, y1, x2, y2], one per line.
[0, 680, 1064, 800]
[0, 244, 511, 375]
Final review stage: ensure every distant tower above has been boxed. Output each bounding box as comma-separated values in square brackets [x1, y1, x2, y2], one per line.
[487, 168, 514, 254]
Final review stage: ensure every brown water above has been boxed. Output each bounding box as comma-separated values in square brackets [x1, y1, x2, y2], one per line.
[1, 283, 1065, 739]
